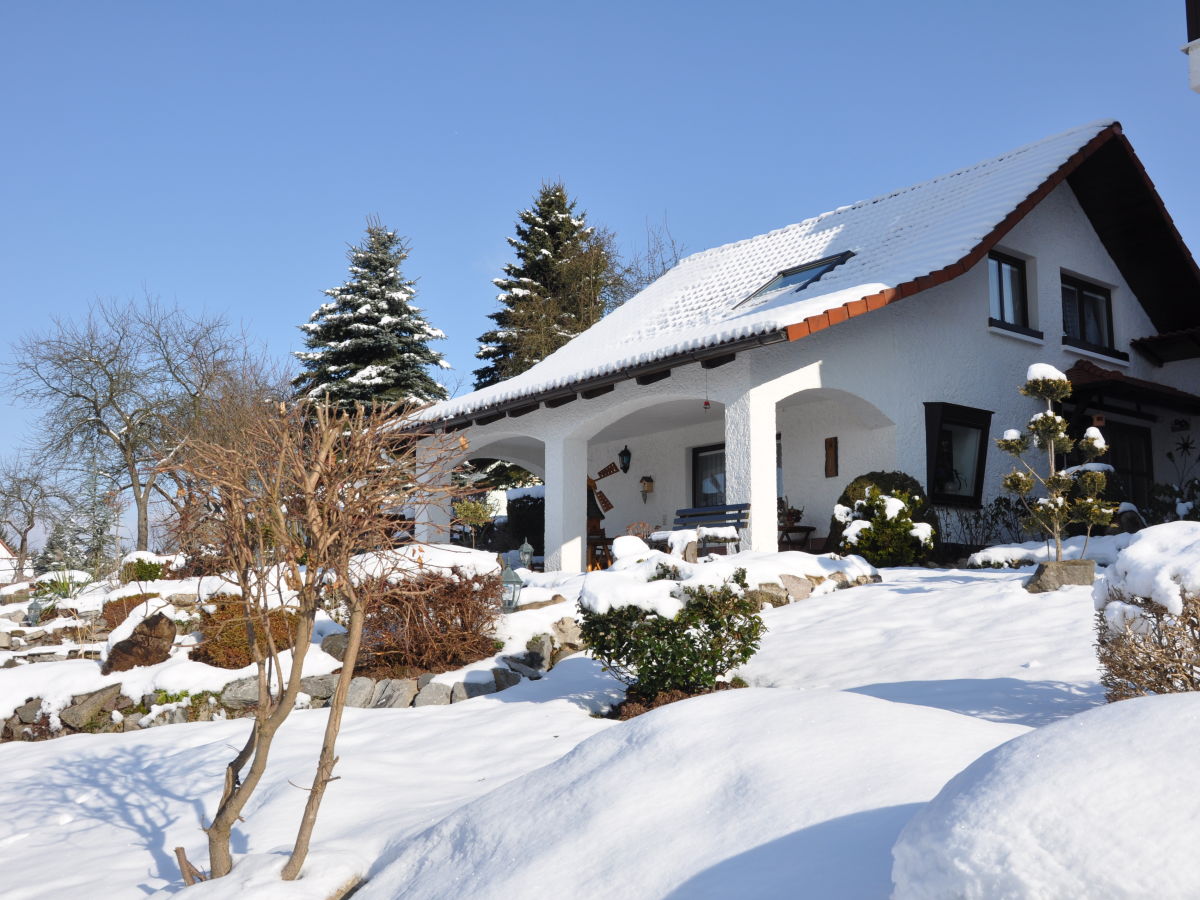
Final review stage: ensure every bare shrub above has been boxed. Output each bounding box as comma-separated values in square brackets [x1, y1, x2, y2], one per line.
[190, 595, 298, 669]
[101, 592, 161, 629]
[357, 569, 502, 677]
[1097, 588, 1200, 701]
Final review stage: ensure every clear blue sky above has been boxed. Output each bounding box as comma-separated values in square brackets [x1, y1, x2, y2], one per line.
[2, 0, 1197, 460]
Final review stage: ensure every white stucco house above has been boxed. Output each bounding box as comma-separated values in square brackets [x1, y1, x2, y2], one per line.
[418, 120, 1200, 573]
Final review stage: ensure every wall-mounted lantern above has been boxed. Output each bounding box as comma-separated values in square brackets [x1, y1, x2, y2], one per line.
[639, 475, 655, 503]
[618, 445, 632, 473]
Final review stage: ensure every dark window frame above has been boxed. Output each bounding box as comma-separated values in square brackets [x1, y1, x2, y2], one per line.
[1061, 273, 1119, 355]
[691, 442, 727, 507]
[987, 251, 1033, 331]
[739, 251, 855, 306]
[923, 402, 993, 508]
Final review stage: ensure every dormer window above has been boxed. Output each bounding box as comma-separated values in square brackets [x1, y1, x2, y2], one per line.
[741, 251, 854, 305]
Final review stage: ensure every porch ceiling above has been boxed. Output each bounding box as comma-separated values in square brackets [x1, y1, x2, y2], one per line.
[591, 399, 726, 443]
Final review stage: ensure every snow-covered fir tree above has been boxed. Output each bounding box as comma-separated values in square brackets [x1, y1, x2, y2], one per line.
[34, 517, 86, 574]
[294, 221, 449, 404]
[474, 182, 620, 389]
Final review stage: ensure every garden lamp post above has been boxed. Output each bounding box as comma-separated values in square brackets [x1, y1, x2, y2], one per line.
[500, 563, 523, 612]
[518, 538, 535, 569]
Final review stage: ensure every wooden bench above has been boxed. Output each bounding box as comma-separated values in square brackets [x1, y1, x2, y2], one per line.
[663, 503, 750, 558]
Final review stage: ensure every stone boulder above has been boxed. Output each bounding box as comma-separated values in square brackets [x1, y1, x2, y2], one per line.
[60, 684, 122, 730]
[550, 616, 584, 650]
[525, 634, 554, 670]
[372, 678, 419, 709]
[321, 632, 349, 661]
[1025, 559, 1095, 593]
[778, 574, 813, 602]
[344, 676, 375, 708]
[220, 677, 261, 709]
[493, 667, 522, 691]
[413, 681, 451, 707]
[101, 613, 176, 675]
[451, 680, 496, 703]
[300, 674, 339, 700]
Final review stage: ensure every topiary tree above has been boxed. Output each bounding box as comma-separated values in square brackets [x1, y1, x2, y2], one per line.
[579, 568, 764, 698]
[834, 487, 934, 567]
[996, 364, 1112, 561]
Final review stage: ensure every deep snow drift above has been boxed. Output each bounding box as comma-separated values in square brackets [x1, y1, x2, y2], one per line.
[892, 692, 1200, 899]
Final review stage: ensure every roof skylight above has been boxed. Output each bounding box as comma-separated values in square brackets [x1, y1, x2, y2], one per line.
[739, 251, 854, 306]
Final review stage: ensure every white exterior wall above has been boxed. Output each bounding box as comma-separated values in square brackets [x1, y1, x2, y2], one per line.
[451, 181, 1200, 565]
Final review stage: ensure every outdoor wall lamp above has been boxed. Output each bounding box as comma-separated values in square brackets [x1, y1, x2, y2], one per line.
[639, 475, 654, 503]
[618, 445, 632, 473]
[518, 538, 535, 569]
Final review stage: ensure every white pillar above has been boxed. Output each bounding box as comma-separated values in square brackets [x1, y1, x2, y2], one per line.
[412, 438, 455, 544]
[724, 389, 778, 552]
[544, 435, 587, 573]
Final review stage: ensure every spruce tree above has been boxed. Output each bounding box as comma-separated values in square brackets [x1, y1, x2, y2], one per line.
[474, 182, 619, 389]
[294, 221, 449, 405]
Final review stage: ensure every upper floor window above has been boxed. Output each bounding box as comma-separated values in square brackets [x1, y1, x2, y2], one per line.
[1061, 274, 1114, 351]
[988, 251, 1029, 329]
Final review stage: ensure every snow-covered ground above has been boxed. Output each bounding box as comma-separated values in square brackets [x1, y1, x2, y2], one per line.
[0, 542, 1192, 897]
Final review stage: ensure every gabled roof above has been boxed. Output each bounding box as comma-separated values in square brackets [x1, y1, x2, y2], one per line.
[433, 120, 1200, 426]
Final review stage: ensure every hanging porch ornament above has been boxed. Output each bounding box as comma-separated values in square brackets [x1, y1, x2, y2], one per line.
[703, 368, 711, 411]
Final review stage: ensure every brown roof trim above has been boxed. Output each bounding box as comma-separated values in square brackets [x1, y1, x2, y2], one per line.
[1065, 359, 1200, 414]
[785, 123, 1200, 343]
[1131, 325, 1200, 365]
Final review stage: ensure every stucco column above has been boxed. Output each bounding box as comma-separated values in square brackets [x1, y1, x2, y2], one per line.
[724, 389, 778, 552]
[544, 435, 587, 573]
[411, 438, 454, 545]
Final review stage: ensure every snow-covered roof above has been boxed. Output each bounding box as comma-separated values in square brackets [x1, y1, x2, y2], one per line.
[433, 120, 1121, 423]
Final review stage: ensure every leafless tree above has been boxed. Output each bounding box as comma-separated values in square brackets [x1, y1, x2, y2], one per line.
[0, 454, 63, 580]
[10, 296, 240, 551]
[173, 386, 463, 882]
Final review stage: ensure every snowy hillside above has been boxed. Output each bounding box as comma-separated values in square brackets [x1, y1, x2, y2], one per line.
[1, 554, 1174, 898]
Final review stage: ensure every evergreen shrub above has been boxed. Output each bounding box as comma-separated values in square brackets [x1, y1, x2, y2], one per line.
[835, 488, 934, 567]
[120, 558, 166, 584]
[579, 568, 764, 698]
[827, 471, 933, 549]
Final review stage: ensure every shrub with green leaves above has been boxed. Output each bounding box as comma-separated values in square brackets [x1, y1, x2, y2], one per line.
[996, 364, 1113, 560]
[579, 568, 764, 698]
[120, 558, 166, 584]
[834, 488, 933, 567]
[827, 471, 934, 550]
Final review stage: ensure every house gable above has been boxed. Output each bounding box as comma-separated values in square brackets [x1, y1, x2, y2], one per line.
[430, 122, 1200, 429]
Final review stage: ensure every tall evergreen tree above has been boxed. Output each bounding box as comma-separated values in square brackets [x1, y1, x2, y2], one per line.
[295, 220, 449, 404]
[474, 182, 621, 389]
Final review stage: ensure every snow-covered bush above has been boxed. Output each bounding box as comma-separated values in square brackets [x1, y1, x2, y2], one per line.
[826, 470, 931, 550]
[579, 568, 764, 698]
[1094, 521, 1200, 701]
[834, 488, 933, 567]
[996, 363, 1112, 561]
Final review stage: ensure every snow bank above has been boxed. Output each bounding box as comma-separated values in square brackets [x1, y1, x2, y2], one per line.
[968, 532, 1135, 568]
[1026, 362, 1068, 382]
[348, 543, 499, 583]
[892, 692, 1200, 900]
[360, 689, 1023, 900]
[1094, 521, 1200, 616]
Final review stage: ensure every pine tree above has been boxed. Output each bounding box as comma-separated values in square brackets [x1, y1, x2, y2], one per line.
[294, 221, 449, 405]
[35, 517, 86, 574]
[474, 183, 621, 389]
